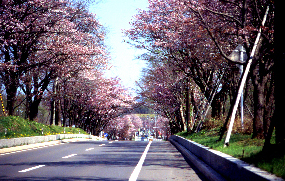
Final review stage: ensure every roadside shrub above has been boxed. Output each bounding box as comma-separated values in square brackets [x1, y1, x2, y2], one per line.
[232, 116, 253, 135]
[203, 117, 224, 130]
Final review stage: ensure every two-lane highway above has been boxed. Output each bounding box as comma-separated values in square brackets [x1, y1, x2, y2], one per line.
[0, 140, 207, 180]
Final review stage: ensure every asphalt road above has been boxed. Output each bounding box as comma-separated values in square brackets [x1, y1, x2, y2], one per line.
[0, 140, 207, 181]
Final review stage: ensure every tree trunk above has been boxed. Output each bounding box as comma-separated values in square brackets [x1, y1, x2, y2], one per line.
[252, 82, 265, 139]
[270, 1, 285, 146]
[25, 94, 32, 119]
[179, 104, 187, 131]
[28, 97, 41, 121]
[185, 77, 191, 131]
[5, 79, 18, 116]
[62, 98, 67, 127]
[211, 92, 223, 119]
[50, 100, 55, 125]
[263, 77, 274, 138]
[54, 99, 60, 126]
[218, 86, 237, 141]
[251, 56, 271, 139]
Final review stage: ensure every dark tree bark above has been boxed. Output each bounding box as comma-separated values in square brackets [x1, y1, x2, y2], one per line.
[270, 0, 285, 146]
[211, 90, 224, 119]
[185, 76, 191, 132]
[4, 71, 19, 116]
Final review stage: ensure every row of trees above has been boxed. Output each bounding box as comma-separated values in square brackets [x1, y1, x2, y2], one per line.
[53, 73, 135, 135]
[1, 0, 106, 118]
[103, 113, 170, 140]
[126, 0, 284, 145]
[0, 0, 137, 136]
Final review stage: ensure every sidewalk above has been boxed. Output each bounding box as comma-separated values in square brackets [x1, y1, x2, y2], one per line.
[0, 140, 62, 155]
[0, 134, 109, 155]
[0, 137, 102, 155]
[138, 141, 208, 181]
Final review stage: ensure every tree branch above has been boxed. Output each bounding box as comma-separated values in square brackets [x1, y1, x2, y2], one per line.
[188, 5, 245, 65]
[204, 7, 242, 26]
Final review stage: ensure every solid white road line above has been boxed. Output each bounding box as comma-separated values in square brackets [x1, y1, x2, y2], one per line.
[18, 165, 45, 173]
[129, 141, 152, 181]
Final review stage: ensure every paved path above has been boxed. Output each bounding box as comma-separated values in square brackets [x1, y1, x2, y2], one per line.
[138, 141, 207, 181]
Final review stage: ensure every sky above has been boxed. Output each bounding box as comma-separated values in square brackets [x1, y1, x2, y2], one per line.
[89, 0, 149, 94]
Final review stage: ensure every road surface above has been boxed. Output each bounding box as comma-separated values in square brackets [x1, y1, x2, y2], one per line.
[0, 140, 207, 180]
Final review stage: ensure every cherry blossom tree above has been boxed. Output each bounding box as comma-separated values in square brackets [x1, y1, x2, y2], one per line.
[0, 0, 107, 119]
[126, 0, 274, 139]
[105, 114, 142, 140]
[125, 0, 232, 133]
[0, 0, 65, 115]
[137, 62, 191, 133]
[55, 69, 135, 135]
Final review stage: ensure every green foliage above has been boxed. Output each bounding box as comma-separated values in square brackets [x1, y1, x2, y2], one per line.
[177, 129, 285, 179]
[0, 116, 87, 139]
[242, 145, 285, 179]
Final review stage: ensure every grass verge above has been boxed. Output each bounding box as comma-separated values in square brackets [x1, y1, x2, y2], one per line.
[0, 116, 87, 139]
[176, 129, 285, 179]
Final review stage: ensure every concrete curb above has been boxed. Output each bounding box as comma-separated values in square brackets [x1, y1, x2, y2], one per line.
[170, 138, 227, 181]
[169, 135, 284, 181]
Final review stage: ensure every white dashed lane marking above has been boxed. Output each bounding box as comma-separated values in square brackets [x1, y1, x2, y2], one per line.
[85, 148, 94, 151]
[18, 165, 45, 173]
[62, 154, 77, 159]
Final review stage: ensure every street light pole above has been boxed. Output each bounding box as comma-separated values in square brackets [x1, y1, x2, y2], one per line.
[228, 44, 247, 129]
[238, 46, 246, 129]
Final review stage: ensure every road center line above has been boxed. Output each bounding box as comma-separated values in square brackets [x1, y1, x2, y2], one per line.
[129, 141, 152, 181]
